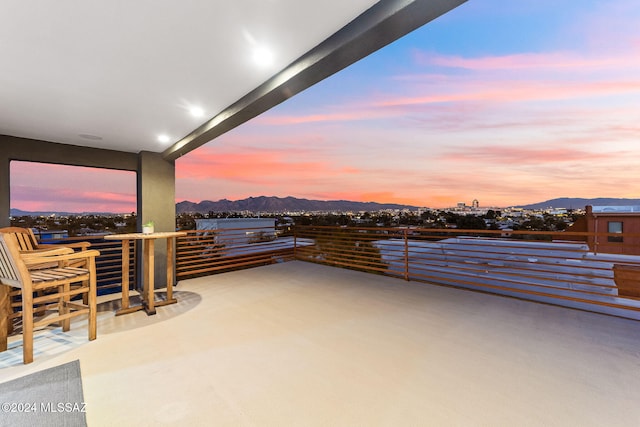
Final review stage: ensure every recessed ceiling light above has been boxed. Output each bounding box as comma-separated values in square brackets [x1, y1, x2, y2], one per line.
[157, 134, 171, 143]
[253, 47, 274, 67]
[190, 106, 205, 118]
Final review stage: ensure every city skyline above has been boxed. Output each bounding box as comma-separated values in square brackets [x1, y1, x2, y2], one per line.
[10, 1, 640, 212]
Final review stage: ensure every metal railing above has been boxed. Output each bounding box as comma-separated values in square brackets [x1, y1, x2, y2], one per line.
[39, 225, 640, 319]
[175, 226, 298, 279]
[39, 235, 135, 295]
[293, 226, 640, 320]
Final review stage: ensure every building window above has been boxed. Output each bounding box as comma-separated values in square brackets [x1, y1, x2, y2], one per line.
[608, 221, 623, 242]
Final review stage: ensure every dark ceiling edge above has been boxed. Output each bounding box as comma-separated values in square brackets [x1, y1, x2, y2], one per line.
[162, 0, 468, 161]
[0, 134, 138, 171]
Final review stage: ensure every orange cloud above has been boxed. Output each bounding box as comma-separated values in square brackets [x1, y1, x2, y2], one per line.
[176, 143, 363, 188]
[180, 152, 319, 181]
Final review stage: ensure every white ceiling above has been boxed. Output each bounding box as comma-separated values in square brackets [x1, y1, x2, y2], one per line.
[0, 1, 378, 154]
[1, 1, 467, 159]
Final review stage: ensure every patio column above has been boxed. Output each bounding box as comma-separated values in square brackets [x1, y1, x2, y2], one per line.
[137, 151, 176, 288]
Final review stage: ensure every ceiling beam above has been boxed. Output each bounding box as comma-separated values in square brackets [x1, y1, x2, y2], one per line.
[163, 0, 467, 161]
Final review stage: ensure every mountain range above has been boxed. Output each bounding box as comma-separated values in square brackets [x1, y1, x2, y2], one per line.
[178, 196, 640, 213]
[517, 197, 640, 210]
[176, 196, 419, 213]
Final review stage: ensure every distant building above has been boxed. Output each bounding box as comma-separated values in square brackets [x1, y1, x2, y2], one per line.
[195, 218, 276, 246]
[32, 229, 69, 241]
[565, 205, 640, 255]
[472, 199, 479, 209]
[547, 208, 567, 215]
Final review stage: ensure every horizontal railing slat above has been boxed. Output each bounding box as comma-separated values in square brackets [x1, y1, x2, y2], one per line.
[293, 226, 640, 320]
[37, 225, 640, 319]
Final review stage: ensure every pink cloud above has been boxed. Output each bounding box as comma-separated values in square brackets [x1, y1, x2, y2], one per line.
[256, 110, 373, 126]
[438, 145, 614, 165]
[250, 50, 640, 130]
[12, 186, 136, 212]
[173, 6, 640, 210]
[10, 161, 136, 213]
[415, 51, 638, 72]
[376, 79, 640, 108]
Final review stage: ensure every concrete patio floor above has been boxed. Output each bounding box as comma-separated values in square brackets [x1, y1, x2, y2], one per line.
[1, 261, 640, 426]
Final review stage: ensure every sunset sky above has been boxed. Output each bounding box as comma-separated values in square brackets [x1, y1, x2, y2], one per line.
[11, 0, 640, 212]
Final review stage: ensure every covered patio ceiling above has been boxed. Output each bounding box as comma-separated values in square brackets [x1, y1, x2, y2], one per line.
[0, 0, 467, 161]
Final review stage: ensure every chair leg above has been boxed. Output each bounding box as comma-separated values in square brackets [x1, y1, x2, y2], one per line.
[0, 285, 8, 352]
[61, 283, 71, 332]
[22, 288, 34, 364]
[6, 288, 15, 336]
[88, 273, 97, 341]
[57, 285, 64, 328]
[82, 280, 88, 305]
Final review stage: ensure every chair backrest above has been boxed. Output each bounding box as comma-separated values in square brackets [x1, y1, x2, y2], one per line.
[0, 227, 39, 251]
[0, 233, 27, 288]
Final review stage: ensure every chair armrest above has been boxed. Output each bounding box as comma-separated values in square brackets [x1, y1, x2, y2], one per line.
[67, 241, 91, 250]
[21, 247, 74, 257]
[38, 241, 92, 251]
[22, 249, 101, 266]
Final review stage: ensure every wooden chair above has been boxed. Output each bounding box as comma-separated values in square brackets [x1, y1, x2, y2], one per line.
[0, 232, 99, 364]
[0, 227, 93, 333]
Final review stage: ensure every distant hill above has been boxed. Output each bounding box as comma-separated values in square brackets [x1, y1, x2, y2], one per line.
[13, 196, 640, 217]
[176, 196, 420, 213]
[517, 197, 640, 210]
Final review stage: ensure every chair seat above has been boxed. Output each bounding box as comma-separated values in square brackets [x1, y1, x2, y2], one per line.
[30, 267, 90, 284]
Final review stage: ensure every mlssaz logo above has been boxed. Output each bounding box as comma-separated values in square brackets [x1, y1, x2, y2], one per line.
[40, 402, 87, 413]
